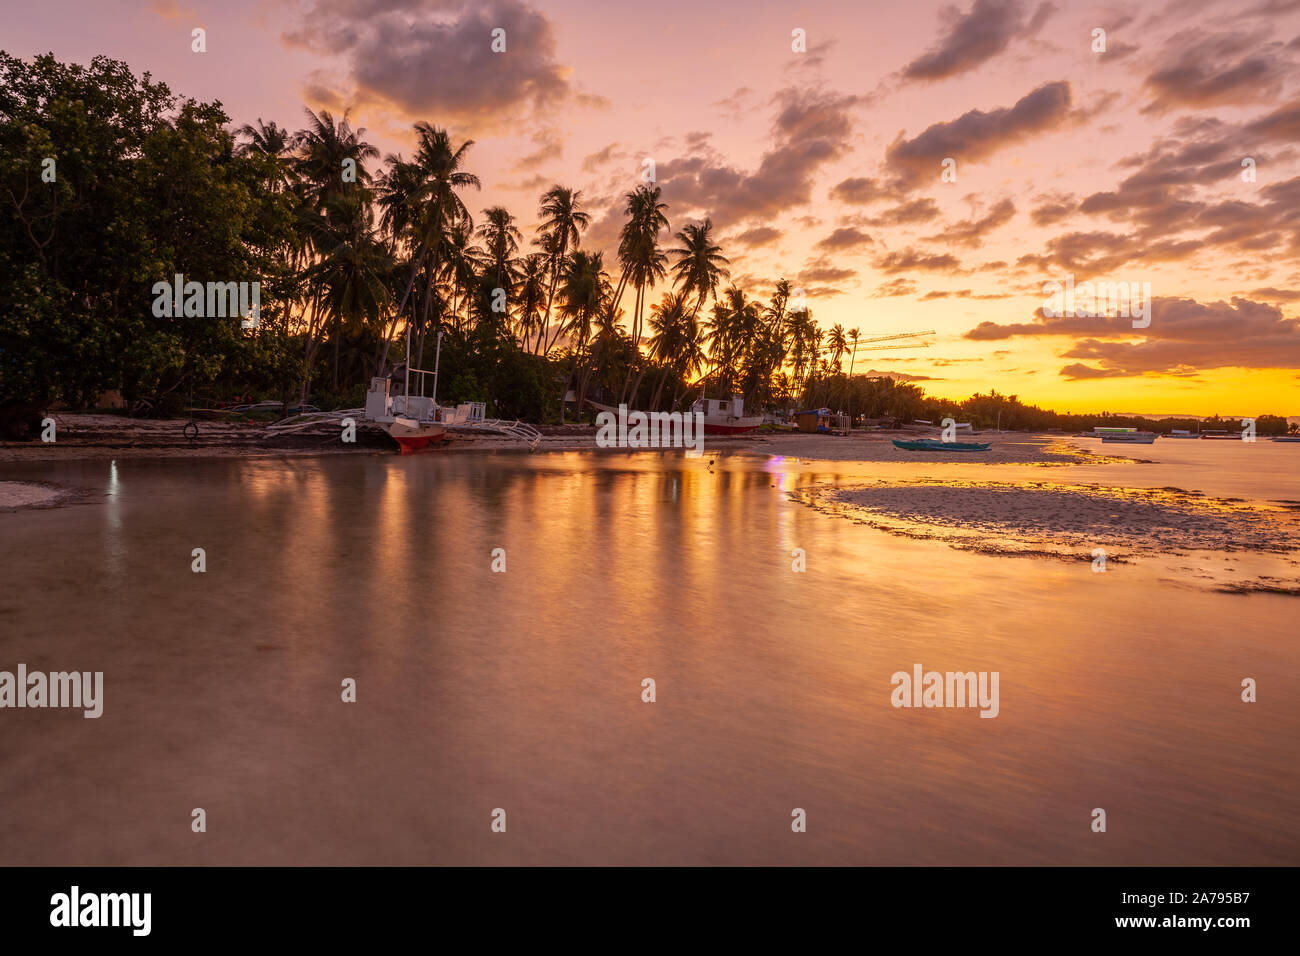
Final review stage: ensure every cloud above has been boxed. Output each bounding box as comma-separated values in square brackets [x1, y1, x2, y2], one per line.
[1142, 30, 1294, 113]
[828, 177, 888, 204]
[872, 278, 919, 297]
[858, 369, 936, 381]
[147, 0, 197, 20]
[885, 82, 1074, 179]
[814, 226, 874, 251]
[1015, 231, 1203, 272]
[799, 258, 858, 282]
[582, 142, 626, 172]
[874, 247, 964, 273]
[657, 86, 859, 227]
[1029, 194, 1076, 227]
[285, 0, 572, 130]
[1252, 287, 1300, 300]
[965, 296, 1300, 376]
[514, 127, 563, 170]
[730, 226, 784, 247]
[901, 0, 1055, 82]
[864, 198, 942, 226]
[925, 198, 1016, 246]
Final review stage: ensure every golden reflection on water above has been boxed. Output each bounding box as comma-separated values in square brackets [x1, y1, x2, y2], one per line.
[0, 450, 1296, 865]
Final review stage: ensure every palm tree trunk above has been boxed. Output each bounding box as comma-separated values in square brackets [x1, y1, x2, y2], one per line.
[374, 238, 428, 376]
[538, 241, 566, 357]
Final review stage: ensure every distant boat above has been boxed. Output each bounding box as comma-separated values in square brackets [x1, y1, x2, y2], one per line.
[1200, 430, 1238, 440]
[1273, 436, 1300, 443]
[893, 439, 991, 452]
[587, 396, 764, 435]
[1100, 432, 1158, 444]
[1091, 428, 1158, 444]
[1168, 429, 1201, 438]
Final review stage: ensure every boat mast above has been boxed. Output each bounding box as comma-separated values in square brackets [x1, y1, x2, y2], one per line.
[404, 322, 411, 408]
[432, 330, 444, 406]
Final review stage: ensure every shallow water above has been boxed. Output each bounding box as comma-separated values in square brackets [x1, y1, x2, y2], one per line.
[0, 445, 1296, 864]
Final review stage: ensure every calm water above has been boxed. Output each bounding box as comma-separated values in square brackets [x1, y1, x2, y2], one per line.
[1, 444, 1297, 865]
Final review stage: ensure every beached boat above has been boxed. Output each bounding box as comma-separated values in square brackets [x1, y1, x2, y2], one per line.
[1168, 429, 1201, 438]
[893, 439, 991, 451]
[268, 327, 540, 453]
[690, 396, 765, 435]
[1101, 433, 1158, 443]
[386, 414, 446, 453]
[587, 395, 764, 435]
[1092, 428, 1158, 444]
[1272, 436, 1300, 442]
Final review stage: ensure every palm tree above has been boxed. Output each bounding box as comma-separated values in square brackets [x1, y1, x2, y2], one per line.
[536, 186, 590, 355]
[477, 205, 522, 291]
[235, 119, 298, 192]
[703, 286, 758, 393]
[557, 250, 609, 352]
[374, 124, 479, 375]
[513, 253, 548, 349]
[613, 185, 670, 347]
[827, 324, 848, 372]
[307, 192, 393, 389]
[439, 219, 482, 334]
[291, 109, 379, 400]
[647, 290, 704, 409]
[612, 185, 669, 402]
[845, 326, 862, 424]
[556, 250, 609, 421]
[668, 219, 730, 317]
[295, 108, 378, 217]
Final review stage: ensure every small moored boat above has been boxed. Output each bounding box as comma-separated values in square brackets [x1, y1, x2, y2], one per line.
[1093, 428, 1158, 444]
[893, 439, 991, 452]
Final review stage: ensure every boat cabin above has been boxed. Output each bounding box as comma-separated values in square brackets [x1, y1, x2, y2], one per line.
[692, 396, 746, 419]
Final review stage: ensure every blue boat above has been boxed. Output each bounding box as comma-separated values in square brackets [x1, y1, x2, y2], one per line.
[893, 439, 991, 452]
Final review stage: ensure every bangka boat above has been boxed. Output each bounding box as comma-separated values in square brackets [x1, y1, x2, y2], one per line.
[1200, 430, 1238, 440]
[587, 395, 764, 435]
[893, 439, 991, 451]
[267, 327, 542, 452]
[1272, 436, 1300, 442]
[1093, 428, 1158, 444]
[1168, 429, 1201, 438]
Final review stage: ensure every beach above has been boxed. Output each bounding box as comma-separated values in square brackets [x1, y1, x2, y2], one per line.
[1, 413, 1104, 464]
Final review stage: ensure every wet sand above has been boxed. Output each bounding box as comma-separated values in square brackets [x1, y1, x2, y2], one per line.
[0, 481, 73, 510]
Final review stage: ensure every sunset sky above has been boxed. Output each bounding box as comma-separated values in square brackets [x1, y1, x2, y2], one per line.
[5, 0, 1300, 415]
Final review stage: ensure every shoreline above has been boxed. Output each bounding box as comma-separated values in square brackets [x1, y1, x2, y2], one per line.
[2, 413, 1115, 466]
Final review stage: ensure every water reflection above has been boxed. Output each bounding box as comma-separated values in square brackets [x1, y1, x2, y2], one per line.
[0, 450, 1295, 865]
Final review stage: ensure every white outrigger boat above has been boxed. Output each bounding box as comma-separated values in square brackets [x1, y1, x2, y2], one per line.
[268, 328, 541, 452]
[1091, 427, 1158, 444]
